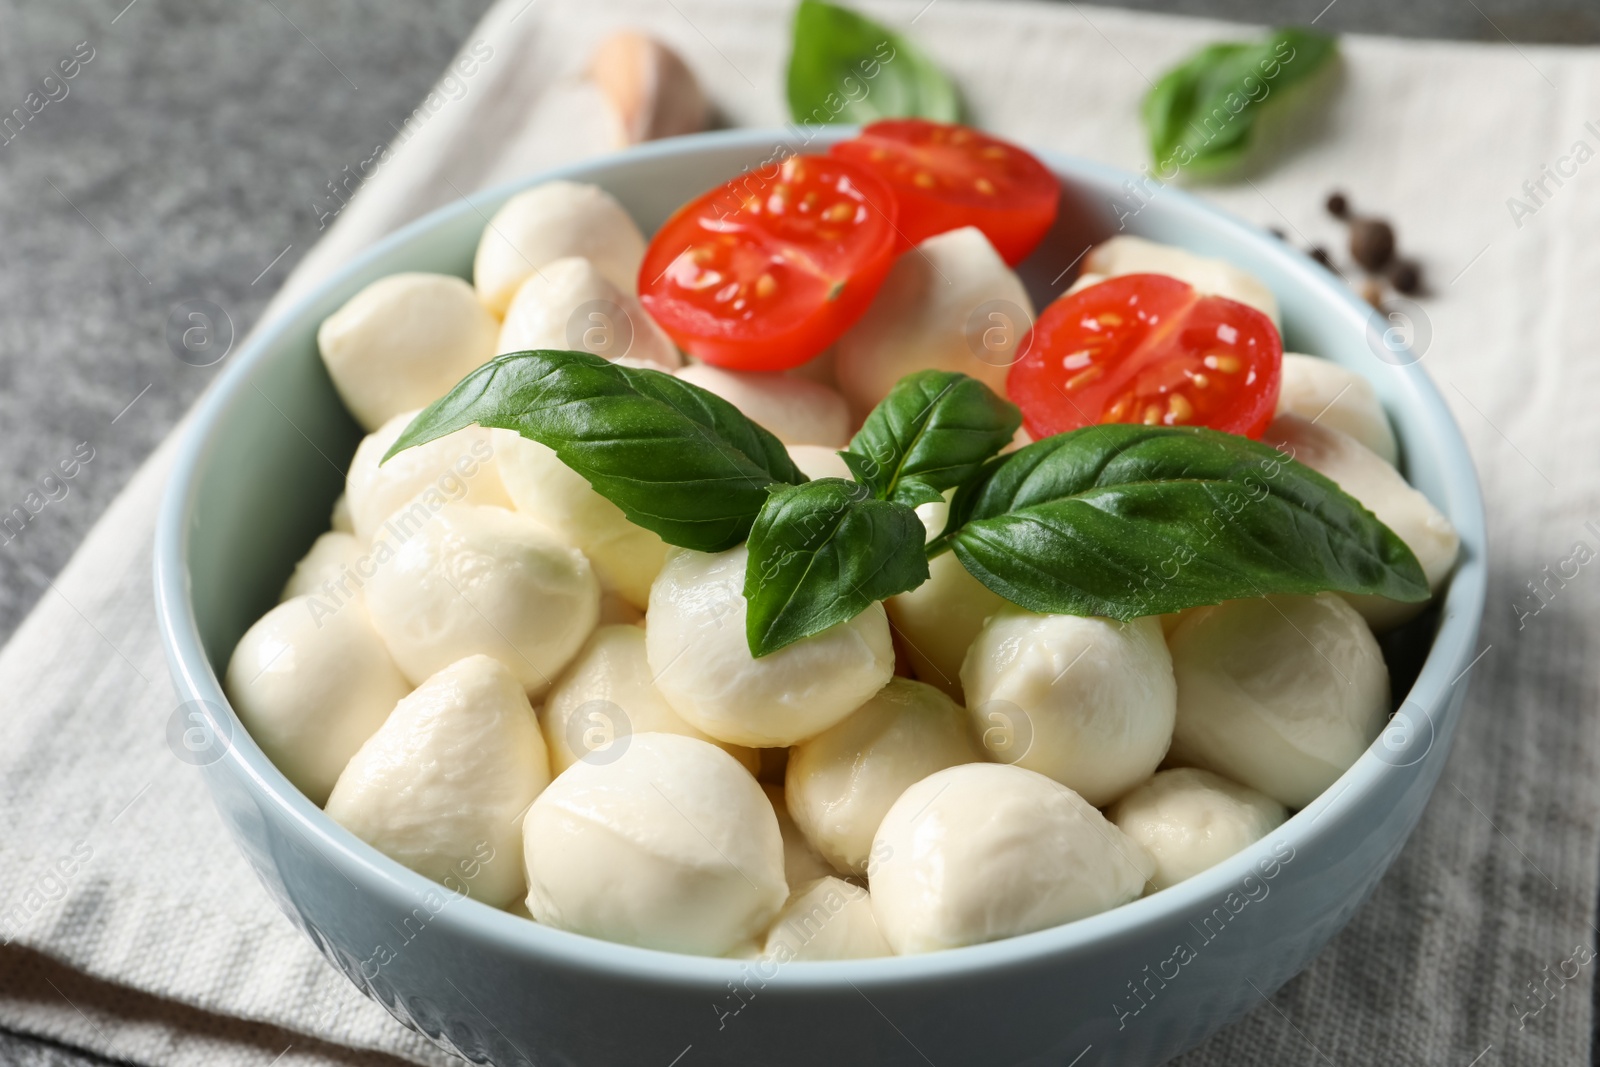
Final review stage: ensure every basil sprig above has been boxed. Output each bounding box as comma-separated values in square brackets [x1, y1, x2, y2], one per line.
[786, 0, 959, 127]
[392, 354, 1429, 657]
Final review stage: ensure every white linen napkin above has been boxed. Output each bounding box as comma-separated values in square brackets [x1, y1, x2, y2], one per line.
[1, 1, 1595, 1064]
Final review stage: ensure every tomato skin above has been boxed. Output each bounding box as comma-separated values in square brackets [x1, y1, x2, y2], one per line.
[831, 119, 1059, 265]
[637, 154, 899, 372]
[1007, 273, 1282, 440]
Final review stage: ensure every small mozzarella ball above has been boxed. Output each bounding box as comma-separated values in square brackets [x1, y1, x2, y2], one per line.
[1266, 414, 1459, 630]
[364, 503, 598, 696]
[787, 444, 851, 481]
[522, 732, 787, 955]
[494, 431, 667, 609]
[675, 363, 852, 447]
[542, 624, 757, 775]
[496, 256, 679, 370]
[346, 410, 510, 544]
[835, 227, 1033, 414]
[763, 784, 836, 886]
[325, 655, 548, 908]
[474, 181, 646, 316]
[317, 273, 499, 432]
[763, 877, 892, 961]
[871, 764, 1153, 954]
[330, 493, 354, 534]
[225, 596, 409, 806]
[960, 609, 1175, 806]
[646, 545, 895, 747]
[1276, 354, 1398, 464]
[1083, 235, 1279, 324]
[786, 678, 983, 875]
[1167, 593, 1388, 809]
[280, 531, 366, 603]
[1108, 768, 1286, 890]
[886, 552, 1005, 702]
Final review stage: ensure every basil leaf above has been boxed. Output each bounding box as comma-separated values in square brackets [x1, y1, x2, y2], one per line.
[744, 478, 929, 656]
[843, 370, 1021, 508]
[949, 424, 1429, 620]
[1142, 27, 1337, 177]
[786, 0, 959, 127]
[386, 350, 805, 553]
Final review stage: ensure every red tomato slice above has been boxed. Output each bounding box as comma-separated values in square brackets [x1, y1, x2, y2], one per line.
[637, 154, 898, 371]
[830, 119, 1059, 265]
[1007, 274, 1282, 440]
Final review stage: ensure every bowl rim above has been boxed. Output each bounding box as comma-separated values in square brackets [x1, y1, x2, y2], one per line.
[154, 126, 1488, 991]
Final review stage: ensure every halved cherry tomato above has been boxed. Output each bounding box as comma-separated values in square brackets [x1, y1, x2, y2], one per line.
[830, 119, 1059, 265]
[1007, 274, 1282, 440]
[637, 154, 898, 371]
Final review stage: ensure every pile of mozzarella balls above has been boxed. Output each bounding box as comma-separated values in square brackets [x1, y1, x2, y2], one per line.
[225, 179, 1460, 961]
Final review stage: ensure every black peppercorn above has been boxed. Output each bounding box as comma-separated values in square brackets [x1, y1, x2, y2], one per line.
[1326, 191, 1349, 219]
[1350, 218, 1396, 272]
[1391, 259, 1422, 295]
[1309, 246, 1332, 267]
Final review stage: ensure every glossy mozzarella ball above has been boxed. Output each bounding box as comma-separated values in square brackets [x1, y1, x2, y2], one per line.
[674, 363, 852, 447]
[1108, 768, 1286, 890]
[280, 531, 366, 603]
[1266, 414, 1459, 630]
[886, 550, 1005, 702]
[316, 273, 499, 432]
[1276, 354, 1398, 464]
[645, 546, 895, 747]
[497, 256, 679, 370]
[787, 444, 852, 481]
[493, 431, 667, 609]
[541, 624, 757, 775]
[363, 503, 599, 696]
[763, 877, 893, 961]
[325, 655, 549, 908]
[1084, 235, 1279, 325]
[474, 181, 646, 316]
[762, 784, 837, 886]
[225, 596, 409, 806]
[345, 410, 510, 544]
[786, 678, 984, 875]
[1167, 593, 1389, 809]
[834, 227, 1033, 414]
[960, 609, 1176, 806]
[522, 732, 787, 956]
[871, 763, 1153, 954]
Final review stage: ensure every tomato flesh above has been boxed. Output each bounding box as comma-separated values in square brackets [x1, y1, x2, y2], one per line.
[1007, 274, 1282, 439]
[637, 154, 898, 371]
[831, 119, 1059, 265]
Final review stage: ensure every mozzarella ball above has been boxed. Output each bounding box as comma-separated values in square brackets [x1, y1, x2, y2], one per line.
[280, 531, 366, 603]
[346, 410, 510, 544]
[225, 596, 409, 806]
[673, 363, 852, 447]
[786, 678, 984, 875]
[474, 181, 646, 315]
[961, 609, 1175, 806]
[762, 784, 836, 886]
[1108, 768, 1286, 890]
[763, 877, 892, 961]
[497, 256, 679, 370]
[363, 503, 598, 696]
[317, 273, 499, 432]
[1083, 235, 1279, 325]
[522, 732, 787, 955]
[542, 624, 757, 774]
[493, 431, 667, 609]
[835, 227, 1033, 414]
[886, 551, 1005, 702]
[646, 545, 895, 747]
[325, 655, 548, 907]
[787, 444, 852, 481]
[871, 764, 1153, 954]
[1167, 593, 1389, 809]
[1276, 354, 1398, 464]
[1266, 414, 1459, 630]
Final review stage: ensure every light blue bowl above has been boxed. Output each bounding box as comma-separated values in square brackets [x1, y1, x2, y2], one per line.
[154, 128, 1486, 1067]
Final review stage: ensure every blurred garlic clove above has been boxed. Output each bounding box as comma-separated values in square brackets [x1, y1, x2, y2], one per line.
[588, 31, 708, 147]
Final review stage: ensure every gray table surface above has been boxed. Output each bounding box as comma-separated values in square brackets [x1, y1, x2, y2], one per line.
[0, 0, 1591, 1064]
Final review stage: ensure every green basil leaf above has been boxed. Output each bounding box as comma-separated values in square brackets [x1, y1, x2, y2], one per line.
[744, 478, 929, 656]
[1142, 27, 1337, 177]
[386, 350, 806, 553]
[842, 370, 1021, 508]
[786, 0, 959, 126]
[949, 424, 1429, 620]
